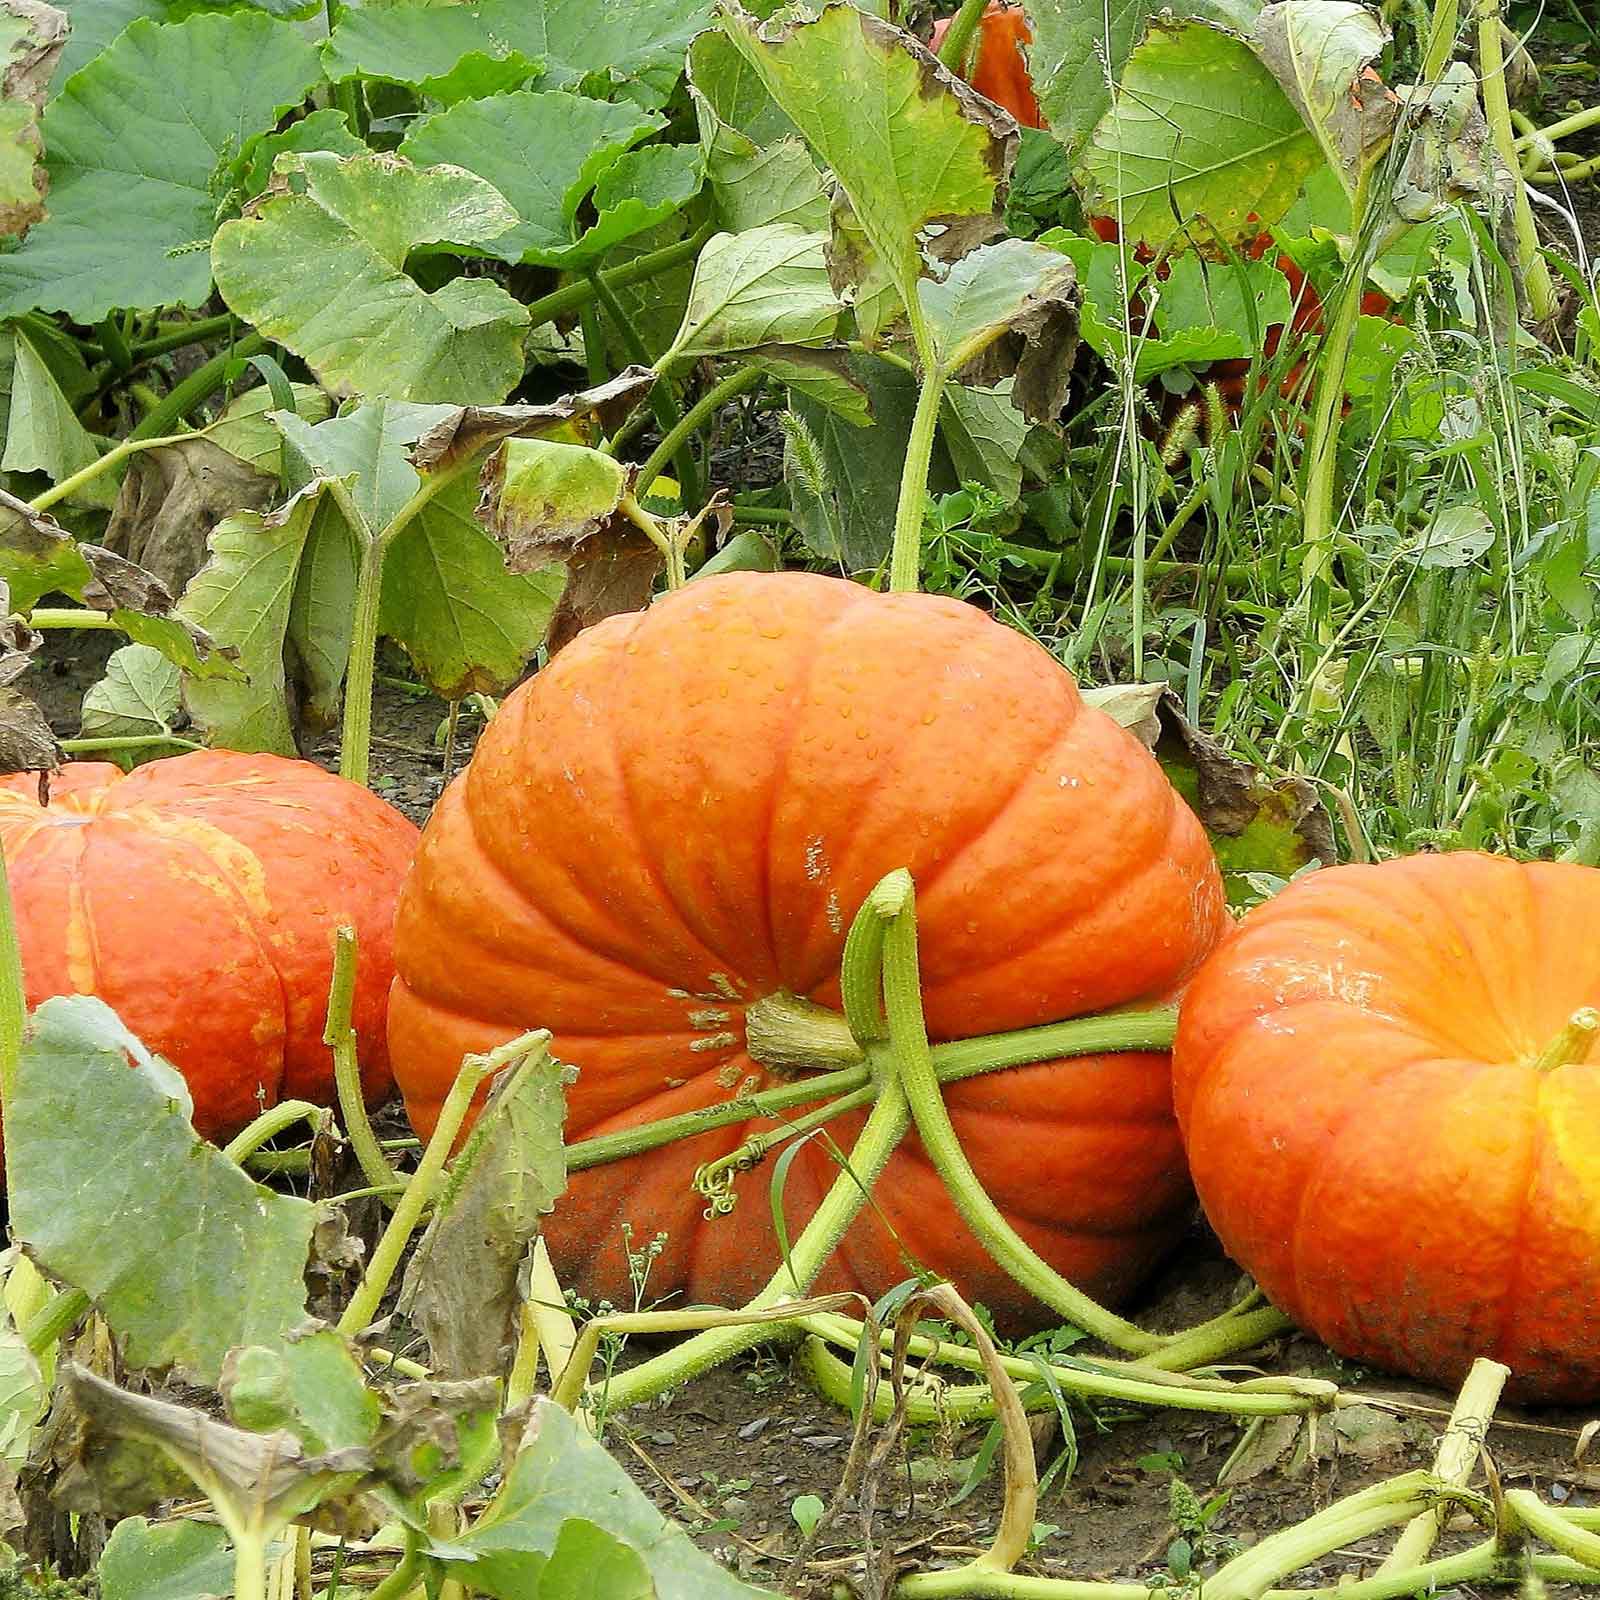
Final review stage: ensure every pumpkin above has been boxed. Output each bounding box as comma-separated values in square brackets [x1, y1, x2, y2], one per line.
[930, 3, 1044, 129]
[1173, 851, 1600, 1402]
[389, 572, 1226, 1322]
[0, 751, 419, 1140]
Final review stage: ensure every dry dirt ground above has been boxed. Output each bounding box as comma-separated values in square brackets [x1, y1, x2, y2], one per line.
[28, 632, 1600, 1596]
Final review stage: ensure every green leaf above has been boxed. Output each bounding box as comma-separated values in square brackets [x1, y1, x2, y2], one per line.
[212, 151, 529, 405]
[0, 0, 66, 238]
[664, 225, 840, 365]
[205, 381, 334, 476]
[1076, 19, 1324, 249]
[237, 108, 366, 200]
[1413, 504, 1494, 569]
[940, 382, 1027, 503]
[1027, 0, 1264, 160]
[1250, 0, 1393, 197]
[223, 1327, 380, 1454]
[443, 1397, 772, 1599]
[80, 643, 182, 755]
[97, 1517, 234, 1600]
[918, 236, 1078, 369]
[0, 327, 107, 503]
[719, 2, 1013, 333]
[689, 30, 826, 231]
[750, 348, 870, 425]
[9, 997, 317, 1382]
[481, 439, 631, 559]
[399, 92, 698, 269]
[540, 1521, 655, 1600]
[0, 1298, 43, 1468]
[178, 483, 329, 753]
[0, 13, 324, 320]
[382, 471, 565, 699]
[325, 0, 710, 111]
[400, 1037, 567, 1381]
[276, 400, 457, 530]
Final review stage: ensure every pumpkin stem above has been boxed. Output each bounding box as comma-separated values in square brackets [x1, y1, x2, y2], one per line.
[1529, 1007, 1600, 1073]
[743, 991, 867, 1073]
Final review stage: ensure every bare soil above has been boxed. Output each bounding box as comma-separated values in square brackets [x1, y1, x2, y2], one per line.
[26, 634, 1600, 1596]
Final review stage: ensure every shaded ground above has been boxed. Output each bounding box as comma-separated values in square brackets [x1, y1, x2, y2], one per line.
[27, 635, 1600, 1596]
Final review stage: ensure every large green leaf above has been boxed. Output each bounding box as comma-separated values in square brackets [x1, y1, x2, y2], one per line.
[1076, 19, 1323, 248]
[398, 92, 699, 269]
[720, 2, 1013, 331]
[443, 1397, 772, 1600]
[663, 225, 841, 366]
[688, 29, 826, 231]
[212, 151, 529, 405]
[0, 12, 324, 320]
[96, 1517, 234, 1600]
[0, 326, 105, 498]
[325, 0, 710, 111]
[8, 997, 316, 1383]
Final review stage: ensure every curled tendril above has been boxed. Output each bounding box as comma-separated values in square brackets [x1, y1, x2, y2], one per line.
[692, 1135, 773, 1219]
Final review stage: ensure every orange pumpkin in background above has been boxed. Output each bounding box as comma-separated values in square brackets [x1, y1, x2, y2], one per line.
[0, 751, 419, 1140]
[930, 2, 1044, 129]
[1174, 852, 1600, 1402]
[389, 572, 1227, 1322]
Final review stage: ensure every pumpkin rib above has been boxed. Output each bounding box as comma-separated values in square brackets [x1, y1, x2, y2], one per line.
[1487, 1078, 1546, 1369]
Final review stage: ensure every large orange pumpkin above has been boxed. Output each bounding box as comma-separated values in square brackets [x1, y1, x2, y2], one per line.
[0, 751, 419, 1140]
[1174, 852, 1600, 1402]
[389, 573, 1226, 1321]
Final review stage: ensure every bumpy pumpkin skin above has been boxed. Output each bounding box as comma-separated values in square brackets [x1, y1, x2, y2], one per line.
[390, 572, 1226, 1323]
[1174, 852, 1600, 1402]
[0, 751, 419, 1139]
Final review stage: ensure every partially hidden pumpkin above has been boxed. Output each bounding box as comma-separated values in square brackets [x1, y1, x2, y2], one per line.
[1174, 851, 1600, 1402]
[389, 572, 1226, 1322]
[0, 751, 419, 1140]
[929, 3, 1044, 129]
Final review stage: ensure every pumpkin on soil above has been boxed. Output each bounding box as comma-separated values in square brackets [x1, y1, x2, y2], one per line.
[1173, 851, 1600, 1403]
[0, 750, 419, 1141]
[389, 572, 1226, 1323]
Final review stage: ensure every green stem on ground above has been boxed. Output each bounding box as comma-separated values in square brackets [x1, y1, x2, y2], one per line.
[1475, 0, 1554, 321]
[337, 1032, 543, 1338]
[363, 1534, 423, 1600]
[1533, 151, 1600, 183]
[324, 925, 399, 1196]
[127, 333, 266, 442]
[888, 350, 948, 593]
[1505, 1489, 1600, 1567]
[222, 1100, 324, 1165]
[131, 314, 241, 362]
[26, 432, 193, 514]
[633, 364, 763, 502]
[60, 734, 203, 756]
[873, 871, 1160, 1355]
[522, 222, 715, 330]
[1376, 1356, 1507, 1577]
[1514, 100, 1600, 149]
[935, 0, 992, 72]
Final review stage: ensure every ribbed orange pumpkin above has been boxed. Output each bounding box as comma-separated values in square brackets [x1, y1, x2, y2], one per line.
[0, 751, 419, 1140]
[389, 573, 1226, 1321]
[1174, 852, 1600, 1402]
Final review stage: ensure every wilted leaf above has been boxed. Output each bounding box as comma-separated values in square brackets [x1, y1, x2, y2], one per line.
[0, 488, 238, 678]
[96, 1516, 234, 1600]
[1077, 19, 1324, 249]
[479, 440, 633, 567]
[410, 368, 656, 471]
[80, 643, 182, 757]
[368, 1378, 501, 1512]
[324, 0, 710, 111]
[1215, 1415, 1303, 1485]
[54, 1363, 366, 1525]
[720, 3, 1015, 328]
[0, 687, 58, 775]
[401, 1038, 568, 1380]
[0, 1, 66, 239]
[212, 152, 529, 405]
[400, 92, 699, 269]
[9, 998, 318, 1383]
[663, 225, 841, 366]
[1251, 0, 1394, 197]
[546, 527, 664, 652]
[1088, 684, 1335, 901]
[441, 1396, 772, 1599]
[102, 436, 279, 596]
[223, 1327, 380, 1454]
[0, 13, 324, 320]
